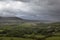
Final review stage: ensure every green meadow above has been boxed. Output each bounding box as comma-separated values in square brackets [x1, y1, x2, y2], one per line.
[0, 22, 60, 40]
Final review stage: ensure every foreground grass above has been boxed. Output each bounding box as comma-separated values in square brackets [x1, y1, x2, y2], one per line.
[46, 37, 60, 40]
[0, 36, 60, 40]
[0, 37, 33, 40]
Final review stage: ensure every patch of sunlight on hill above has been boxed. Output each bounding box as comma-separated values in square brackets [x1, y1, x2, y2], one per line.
[19, 23, 37, 27]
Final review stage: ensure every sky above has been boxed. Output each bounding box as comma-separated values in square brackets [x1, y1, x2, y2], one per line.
[0, 0, 60, 22]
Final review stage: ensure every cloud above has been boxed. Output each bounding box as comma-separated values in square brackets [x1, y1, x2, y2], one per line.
[0, 1, 33, 16]
[0, 0, 60, 21]
[0, 1, 31, 12]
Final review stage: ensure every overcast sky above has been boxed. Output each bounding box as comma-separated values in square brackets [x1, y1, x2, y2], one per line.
[0, 0, 60, 21]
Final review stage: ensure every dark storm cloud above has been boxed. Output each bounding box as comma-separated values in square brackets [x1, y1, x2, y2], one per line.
[0, 0, 60, 21]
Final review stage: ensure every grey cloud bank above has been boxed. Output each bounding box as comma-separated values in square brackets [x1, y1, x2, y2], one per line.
[0, 0, 60, 22]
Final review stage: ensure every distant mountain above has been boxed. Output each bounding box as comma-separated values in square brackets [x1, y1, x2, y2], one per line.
[23, 19, 53, 23]
[0, 16, 24, 25]
[0, 16, 53, 25]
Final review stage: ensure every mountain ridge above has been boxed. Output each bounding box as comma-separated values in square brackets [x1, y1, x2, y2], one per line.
[0, 16, 56, 24]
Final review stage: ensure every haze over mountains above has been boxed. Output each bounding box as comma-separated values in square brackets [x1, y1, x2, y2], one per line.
[0, 16, 58, 25]
[0, 16, 23, 25]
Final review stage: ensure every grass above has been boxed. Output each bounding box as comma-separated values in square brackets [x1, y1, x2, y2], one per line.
[0, 22, 60, 40]
[46, 36, 60, 40]
[0, 37, 33, 40]
[0, 36, 60, 40]
[19, 23, 35, 27]
[54, 32, 60, 35]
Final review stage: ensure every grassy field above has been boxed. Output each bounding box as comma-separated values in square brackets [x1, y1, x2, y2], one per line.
[46, 37, 60, 40]
[0, 37, 60, 40]
[0, 37, 33, 40]
[0, 22, 60, 40]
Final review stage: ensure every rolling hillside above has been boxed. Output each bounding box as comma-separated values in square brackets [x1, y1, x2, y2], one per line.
[0, 16, 54, 25]
[0, 17, 24, 25]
